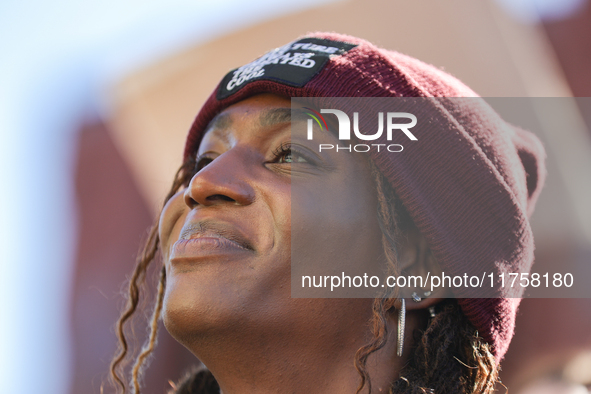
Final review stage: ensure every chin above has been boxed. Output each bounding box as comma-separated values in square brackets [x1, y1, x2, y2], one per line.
[162, 277, 245, 349]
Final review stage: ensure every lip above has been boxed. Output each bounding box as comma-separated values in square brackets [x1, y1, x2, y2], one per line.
[170, 221, 254, 262]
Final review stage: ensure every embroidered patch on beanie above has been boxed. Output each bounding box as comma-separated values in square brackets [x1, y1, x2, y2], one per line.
[216, 37, 357, 100]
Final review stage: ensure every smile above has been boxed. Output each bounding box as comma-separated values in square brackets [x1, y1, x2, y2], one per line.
[170, 221, 254, 262]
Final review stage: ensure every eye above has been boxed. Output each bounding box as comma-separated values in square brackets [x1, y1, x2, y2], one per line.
[194, 154, 215, 173]
[273, 143, 310, 164]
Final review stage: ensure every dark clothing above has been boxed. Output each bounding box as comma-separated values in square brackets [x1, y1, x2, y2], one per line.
[169, 367, 219, 394]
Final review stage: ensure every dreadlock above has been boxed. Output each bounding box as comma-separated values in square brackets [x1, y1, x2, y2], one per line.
[109, 157, 195, 393]
[109, 156, 499, 394]
[352, 166, 499, 394]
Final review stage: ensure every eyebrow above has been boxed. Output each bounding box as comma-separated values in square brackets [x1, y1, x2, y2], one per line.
[201, 113, 233, 145]
[207, 113, 233, 131]
[202, 107, 319, 144]
[259, 107, 310, 127]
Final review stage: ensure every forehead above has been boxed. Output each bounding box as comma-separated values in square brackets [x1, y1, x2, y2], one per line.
[197, 94, 311, 151]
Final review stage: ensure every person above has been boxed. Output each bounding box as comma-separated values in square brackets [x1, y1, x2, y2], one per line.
[109, 32, 546, 394]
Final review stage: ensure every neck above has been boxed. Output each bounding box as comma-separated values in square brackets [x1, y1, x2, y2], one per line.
[185, 302, 410, 394]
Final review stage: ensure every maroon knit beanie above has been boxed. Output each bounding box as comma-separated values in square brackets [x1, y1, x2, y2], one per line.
[182, 32, 546, 362]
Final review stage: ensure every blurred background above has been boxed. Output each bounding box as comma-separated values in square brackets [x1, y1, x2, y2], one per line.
[1, 0, 591, 393]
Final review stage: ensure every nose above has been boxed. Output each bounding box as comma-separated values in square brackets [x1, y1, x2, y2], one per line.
[184, 148, 256, 209]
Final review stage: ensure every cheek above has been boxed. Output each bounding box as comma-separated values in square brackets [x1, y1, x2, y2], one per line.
[294, 187, 381, 249]
[159, 191, 187, 262]
[291, 167, 384, 295]
[246, 181, 293, 299]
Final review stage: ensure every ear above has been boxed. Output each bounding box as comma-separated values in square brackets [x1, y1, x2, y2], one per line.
[396, 226, 450, 311]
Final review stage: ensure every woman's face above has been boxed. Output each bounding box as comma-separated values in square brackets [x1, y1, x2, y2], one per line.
[159, 94, 385, 350]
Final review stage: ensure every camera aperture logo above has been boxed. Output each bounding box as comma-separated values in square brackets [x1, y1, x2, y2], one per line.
[305, 108, 417, 153]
